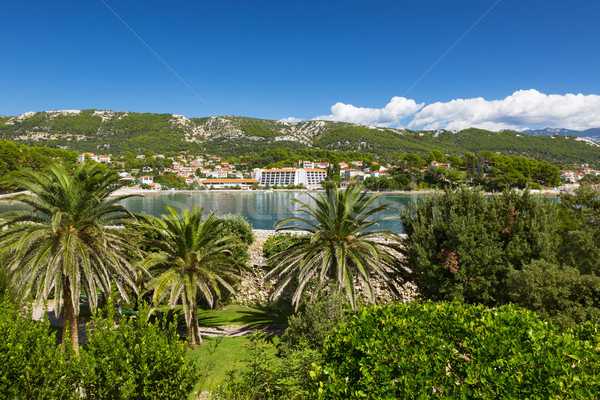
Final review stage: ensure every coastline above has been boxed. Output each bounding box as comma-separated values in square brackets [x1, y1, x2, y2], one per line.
[0, 184, 571, 200]
[109, 186, 567, 198]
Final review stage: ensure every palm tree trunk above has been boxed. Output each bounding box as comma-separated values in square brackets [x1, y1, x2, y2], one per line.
[61, 278, 79, 353]
[187, 304, 202, 345]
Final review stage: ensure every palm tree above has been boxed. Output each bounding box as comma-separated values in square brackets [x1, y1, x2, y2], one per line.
[140, 206, 246, 345]
[266, 183, 403, 310]
[0, 163, 140, 351]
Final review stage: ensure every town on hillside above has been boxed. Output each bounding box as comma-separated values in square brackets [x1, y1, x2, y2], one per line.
[76, 149, 599, 192]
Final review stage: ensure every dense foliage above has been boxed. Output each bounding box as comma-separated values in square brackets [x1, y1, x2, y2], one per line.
[508, 260, 600, 328]
[0, 299, 199, 399]
[76, 301, 200, 400]
[0, 300, 75, 399]
[217, 296, 347, 400]
[216, 214, 255, 265]
[401, 187, 558, 305]
[0, 140, 77, 190]
[312, 301, 600, 399]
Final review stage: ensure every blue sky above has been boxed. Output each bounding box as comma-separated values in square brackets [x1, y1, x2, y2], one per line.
[1, 0, 600, 130]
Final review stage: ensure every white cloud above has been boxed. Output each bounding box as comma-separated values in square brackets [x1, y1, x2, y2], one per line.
[279, 117, 303, 124]
[314, 96, 424, 127]
[409, 89, 600, 131]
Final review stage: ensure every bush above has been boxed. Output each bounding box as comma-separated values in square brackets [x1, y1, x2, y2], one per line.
[312, 301, 600, 399]
[217, 332, 321, 400]
[216, 214, 255, 264]
[401, 187, 558, 305]
[262, 233, 296, 259]
[508, 260, 600, 329]
[279, 294, 347, 356]
[76, 300, 200, 399]
[0, 299, 75, 399]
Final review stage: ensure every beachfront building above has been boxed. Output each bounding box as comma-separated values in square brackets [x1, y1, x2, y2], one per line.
[254, 168, 328, 188]
[139, 176, 154, 185]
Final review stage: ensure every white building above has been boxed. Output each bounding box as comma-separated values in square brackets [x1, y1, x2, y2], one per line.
[254, 168, 327, 188]
[302, 161, 315, 169]
[78, 152, 98, 163]
[344, 169, 363, 179]
[139, 176, 153, 185]
[120, 174, 135, 182]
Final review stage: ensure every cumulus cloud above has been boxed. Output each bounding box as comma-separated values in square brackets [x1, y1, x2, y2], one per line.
[314, 96, 424, 127]
[279, 117, 303, 124]
[409, 89, 600, 131]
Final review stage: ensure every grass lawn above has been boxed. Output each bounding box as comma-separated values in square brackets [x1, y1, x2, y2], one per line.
[186, 335, 279, 394]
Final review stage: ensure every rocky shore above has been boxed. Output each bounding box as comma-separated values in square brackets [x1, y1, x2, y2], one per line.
[232, 229, 418, 306]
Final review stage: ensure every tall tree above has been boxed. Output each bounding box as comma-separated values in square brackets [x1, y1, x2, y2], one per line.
[267, 184, 404, 310]
[0, 163, 139, 351]
[140, 206, 245, 345]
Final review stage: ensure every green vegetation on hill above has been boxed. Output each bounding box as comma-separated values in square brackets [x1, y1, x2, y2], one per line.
[0, 140, 77, 190]
[241, 123, 280, 138]
[316, 126, 600, 163]
[2, 111, 600, 163]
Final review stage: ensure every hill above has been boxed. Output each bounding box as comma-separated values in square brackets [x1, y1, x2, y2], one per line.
[1, 110, 599, 164]
[523, 127, 600, 143]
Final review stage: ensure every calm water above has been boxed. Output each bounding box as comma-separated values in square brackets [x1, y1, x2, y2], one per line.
[118, 191, 424, 234]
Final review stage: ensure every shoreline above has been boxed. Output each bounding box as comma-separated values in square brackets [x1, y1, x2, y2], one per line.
[0, 185, 572, 201]
[109, 186, 567, 198]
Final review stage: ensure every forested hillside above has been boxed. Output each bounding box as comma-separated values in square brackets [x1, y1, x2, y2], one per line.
[1, 110, 599, 164]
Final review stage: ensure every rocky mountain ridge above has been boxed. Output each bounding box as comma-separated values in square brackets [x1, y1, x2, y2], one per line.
[1, 110, 600, 164]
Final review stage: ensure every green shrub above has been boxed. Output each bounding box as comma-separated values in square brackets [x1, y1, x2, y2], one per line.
[217, 332, 320, 400]
[401, 187, 558, 305]
[76, 300, 200, 399]
[312, 301, 600, 399]
[217, 214, 255, 264]
[508, 260, 600, 329]
[263, 233, 296, 259]
[0, 299, 75, 399]
[279, 294, 347, 356]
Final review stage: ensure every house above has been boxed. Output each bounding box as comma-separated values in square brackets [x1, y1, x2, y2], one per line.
[120, 175, 135, 182]
[142, 166, 153, 173]
[139, 176, 153, 185]
[302, 161, 315, 169]
[148, 182, 162, 190]
[344, 169, 363, 180]
[98, 155, 111, 163]
[430, 161, 449, 168]
[78, 152, 98, 163]
[560, 170, 583, 183]
[316, 162, 330, 169]
[370, 171, 388, 178]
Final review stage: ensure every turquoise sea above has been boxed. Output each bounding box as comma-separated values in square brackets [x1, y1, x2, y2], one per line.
[118, 191, 424, 234]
